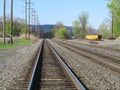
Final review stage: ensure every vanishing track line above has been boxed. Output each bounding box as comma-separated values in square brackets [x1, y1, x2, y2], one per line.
[27, 40, 86, 90]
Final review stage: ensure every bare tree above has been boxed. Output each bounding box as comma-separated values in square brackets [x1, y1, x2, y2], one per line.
[79, 11, 89, 38]
[72, 11, 89, 39]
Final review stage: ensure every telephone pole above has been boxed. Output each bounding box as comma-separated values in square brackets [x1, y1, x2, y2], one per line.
[111, 11, 114, 38]
[10, 0, 13, 44]
[28, 0, 31, 40]
[31, 8, 34, 35]
[32, 9, 35, 35]
[25, 0, 27, 39]
[3, 0, 6, 44]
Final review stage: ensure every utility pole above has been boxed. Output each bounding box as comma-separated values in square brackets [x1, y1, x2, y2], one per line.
[32, 10, 35, 36]
[10, 0, 13, 44]
[35, 15, 40, 38]
[28, 0, 31, 40]
[31, 8, 34, 35]
[3, 0, 6, 44]
[36, 16, 40, 38]
[34, 13, 37, 37]
[37, 21, 40, 38]
[36, 15, 38, 37]
[25, 0, 27, 39]
[38, 20, 41, 38]
[111, 11, 114, 38]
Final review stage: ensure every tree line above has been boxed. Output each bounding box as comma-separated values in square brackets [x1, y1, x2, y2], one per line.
[36, 0, 120, 39]
[50, 22, 70, 39]
[0, 17, 27, 37]
[1, 0, 119, 40]
[49, 11, 111, 39]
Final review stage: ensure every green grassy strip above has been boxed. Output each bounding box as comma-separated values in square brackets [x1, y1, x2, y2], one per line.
[0, 39, 32, 49]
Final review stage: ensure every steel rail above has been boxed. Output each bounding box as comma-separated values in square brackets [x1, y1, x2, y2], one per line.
[56, 41, 120, 71]
[47, 41, 86, 90]
[27, 40, 43, 90]
[57, 41, 120, 60]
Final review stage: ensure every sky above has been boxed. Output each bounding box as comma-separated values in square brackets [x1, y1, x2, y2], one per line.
[0, 0, 110, 29]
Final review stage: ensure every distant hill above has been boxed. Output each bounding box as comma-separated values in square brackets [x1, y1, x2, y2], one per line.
[40, 24, 73, 32]
[40, 24, 54, 31]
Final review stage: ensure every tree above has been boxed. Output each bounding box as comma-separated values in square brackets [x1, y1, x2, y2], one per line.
[72, 11, 89, 39]
[113, 18, 120, 37]
[98, 22, 110, 38]
[6, 18, 26, 36]
[6, 19, 10, 35]
[79, 11, 89, 37]
[108, 0, 120, 16]
[58, 27, 67, 39]
[20, 24, 27, 34]
[107, 0, 120, 37]
[51, 22, 64, 38]
[72, 20, 81, 38]
[51, 27, 55, 37]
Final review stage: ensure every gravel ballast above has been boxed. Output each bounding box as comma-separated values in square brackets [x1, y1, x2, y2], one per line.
[68, 39, 120, 50]
[48, 39, 120, 90]
[0, 40, 42, 90]
[62, 40, 120, 58]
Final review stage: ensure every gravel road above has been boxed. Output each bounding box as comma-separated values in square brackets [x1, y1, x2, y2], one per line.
[48, 39, 120, 90]
[0, 39, 42, 90]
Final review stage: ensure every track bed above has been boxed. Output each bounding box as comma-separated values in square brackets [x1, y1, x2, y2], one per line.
[30, 41, 78, 90]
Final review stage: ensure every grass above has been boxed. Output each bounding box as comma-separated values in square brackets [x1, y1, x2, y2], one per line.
[0, 39, 33, 49]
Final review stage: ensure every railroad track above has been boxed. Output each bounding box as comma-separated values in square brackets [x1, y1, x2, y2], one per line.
[54, 40, 120, 71]
[27, 40, 86, 90]
[68, 40, 120, 52]
[63, 40, 120, 58]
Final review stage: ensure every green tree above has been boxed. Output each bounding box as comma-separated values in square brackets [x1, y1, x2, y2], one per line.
[98, 22, 110, 38]
[113, 18, 120, 37]
[107, 0, 120, 37]
[72, 20, 81, 38]
[6, 18, 26, 36]
[51, 22, 64, 38]
[6, 19, 10, 35]
[58, 27, 67, 39]
[51, 28, 55, 37]
[20, 24, 27, 34]
[6, 19, 16, 36]
[108, 0, 120, 16]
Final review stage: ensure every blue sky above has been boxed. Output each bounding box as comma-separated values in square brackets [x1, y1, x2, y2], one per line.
[0, 0, 110, 29]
